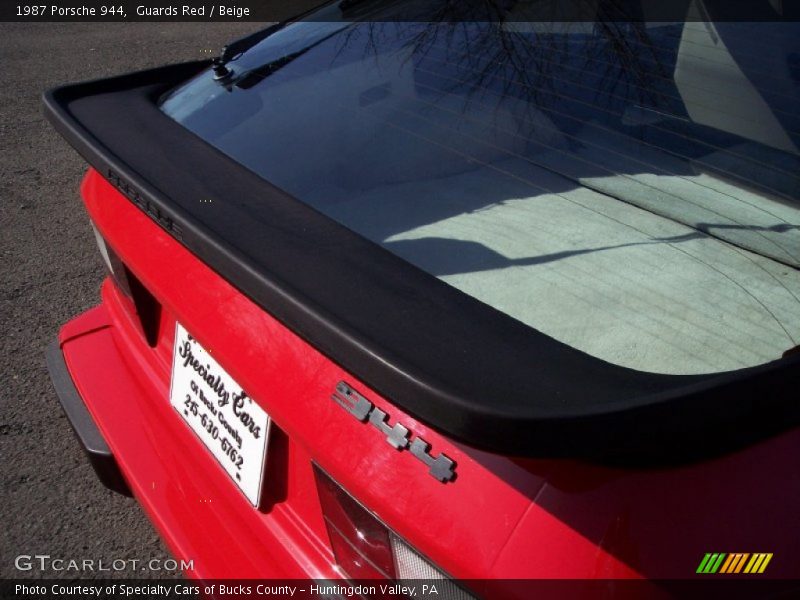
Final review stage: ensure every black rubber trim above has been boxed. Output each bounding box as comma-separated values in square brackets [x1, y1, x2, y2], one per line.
[45, 341, 132, 496]
[42, 61, 800, 462]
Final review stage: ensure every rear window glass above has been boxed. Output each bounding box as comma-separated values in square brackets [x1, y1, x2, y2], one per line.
[162, 8, 800, 375]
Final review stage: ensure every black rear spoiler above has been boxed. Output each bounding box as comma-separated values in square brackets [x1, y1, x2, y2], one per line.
[43, 60, 800, 464]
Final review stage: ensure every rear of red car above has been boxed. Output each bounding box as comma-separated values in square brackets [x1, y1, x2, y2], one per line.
[45, 1, 800, 597]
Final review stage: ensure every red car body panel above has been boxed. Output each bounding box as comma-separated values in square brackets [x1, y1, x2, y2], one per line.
[53, 168, 800, 589]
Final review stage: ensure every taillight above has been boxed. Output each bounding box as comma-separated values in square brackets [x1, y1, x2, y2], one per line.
[91, 222, 161, 346]
[91, 222, 132, 297]
[315, 463, 396, 579]
[391, 536, 458, 581]
[313, 465, 476, 599]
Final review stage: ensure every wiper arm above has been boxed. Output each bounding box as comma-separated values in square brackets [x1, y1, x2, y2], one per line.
[232, 49, 310, 90]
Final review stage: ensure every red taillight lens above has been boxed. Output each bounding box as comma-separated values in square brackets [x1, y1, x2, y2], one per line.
[314, 464, 396, 579]
[314, 465, 477, 599]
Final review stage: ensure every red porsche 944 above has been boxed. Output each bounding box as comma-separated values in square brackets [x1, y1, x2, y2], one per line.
[45, 0, 800, 595]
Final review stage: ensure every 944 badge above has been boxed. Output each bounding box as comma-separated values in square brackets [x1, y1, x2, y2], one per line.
[331, 381, 456, 483]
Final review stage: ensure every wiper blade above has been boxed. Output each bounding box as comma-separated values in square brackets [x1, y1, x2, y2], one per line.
[232, 49, 310, 89]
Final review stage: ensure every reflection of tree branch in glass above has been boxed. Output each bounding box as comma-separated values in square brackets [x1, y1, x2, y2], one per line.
[163, 1, 800, 375]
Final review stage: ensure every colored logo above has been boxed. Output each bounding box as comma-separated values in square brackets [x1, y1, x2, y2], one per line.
[696, 553, 773, 574]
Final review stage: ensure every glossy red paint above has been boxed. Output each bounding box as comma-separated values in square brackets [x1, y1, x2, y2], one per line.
[54, 168, 800, 587]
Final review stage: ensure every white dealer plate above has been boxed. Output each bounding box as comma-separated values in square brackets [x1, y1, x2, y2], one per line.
[169, 323, 270, 506]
